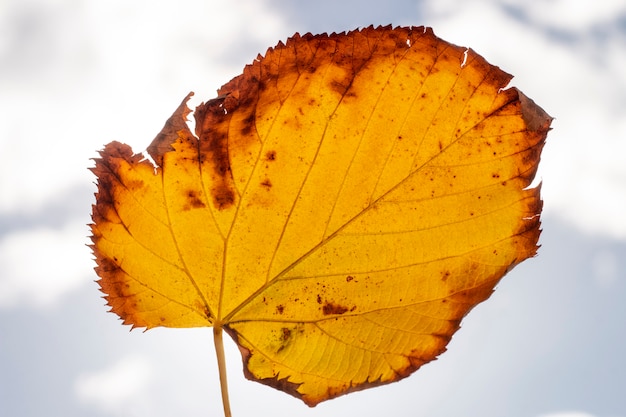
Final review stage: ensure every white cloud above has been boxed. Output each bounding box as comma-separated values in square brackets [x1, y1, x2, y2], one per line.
[0, 222, 92, 308]
[520, 0, 625, 31]
[74, 355, 153, 416]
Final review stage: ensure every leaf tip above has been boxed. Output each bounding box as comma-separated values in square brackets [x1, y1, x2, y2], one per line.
[146, 92, 195, 166]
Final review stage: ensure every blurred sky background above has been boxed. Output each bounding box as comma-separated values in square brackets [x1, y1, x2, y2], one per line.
[1, 0, 625, 416]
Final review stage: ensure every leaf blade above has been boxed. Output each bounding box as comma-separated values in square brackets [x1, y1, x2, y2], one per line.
[91, 25, 551, 408]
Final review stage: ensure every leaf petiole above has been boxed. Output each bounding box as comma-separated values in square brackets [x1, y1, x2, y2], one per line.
[213, 325, 232, 417]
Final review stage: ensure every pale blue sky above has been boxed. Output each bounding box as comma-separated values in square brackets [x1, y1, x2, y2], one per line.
[1, 1, 625, 416]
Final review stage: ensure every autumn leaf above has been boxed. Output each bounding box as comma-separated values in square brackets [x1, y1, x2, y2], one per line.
[90, 25, 551, 415]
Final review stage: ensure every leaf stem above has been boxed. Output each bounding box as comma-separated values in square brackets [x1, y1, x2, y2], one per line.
[213, 325, 232, 417]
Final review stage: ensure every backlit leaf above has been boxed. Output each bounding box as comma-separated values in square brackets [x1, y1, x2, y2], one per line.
[90, 25, 551, 411]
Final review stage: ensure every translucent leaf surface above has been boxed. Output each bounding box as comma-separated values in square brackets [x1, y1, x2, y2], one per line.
[91, 25, 551, 408]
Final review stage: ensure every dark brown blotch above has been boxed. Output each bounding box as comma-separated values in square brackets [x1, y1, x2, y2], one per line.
[260, 179, 272, 189]
[441, 270, 450, 282]
[322, 301, 354, 315]
[330, 79, 351, 96]
[265, 150, 276, 161]
[280, 327, 291, 342]
[184, 190, 206, 210]
[240, 113, 256, 136]
[211, 185, 235, 209]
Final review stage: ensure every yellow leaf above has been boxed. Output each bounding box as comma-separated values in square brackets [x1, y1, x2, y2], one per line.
[90, 25, 551, 412]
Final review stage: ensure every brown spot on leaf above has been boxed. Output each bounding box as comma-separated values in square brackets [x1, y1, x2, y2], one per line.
[330, 79, 350, 96]
[184, 190, 206, 210]
[322, 302, 353, 315]
[265, 150, 276, 161]
[261, 179, 272, 189]
[276, 327, 294, 354]
[281, 327, 291, 341]
[240, 113, 256, 136]
[276, 304, 285, 314]
[212, 187, 235, 209]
